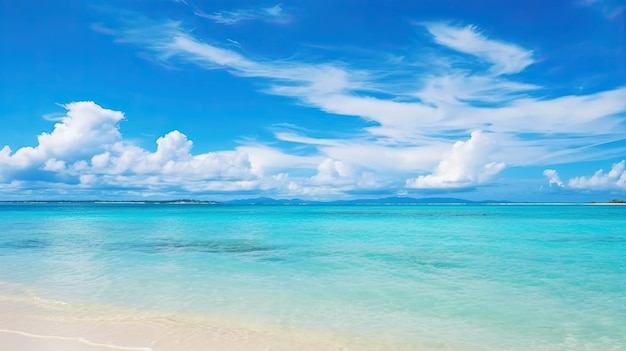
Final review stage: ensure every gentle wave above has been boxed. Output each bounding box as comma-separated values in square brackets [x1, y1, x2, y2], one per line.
[0, 329, 155, 351]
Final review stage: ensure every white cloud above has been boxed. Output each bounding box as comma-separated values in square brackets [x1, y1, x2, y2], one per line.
[195, 4, 289, 25]
[43, 159, 66, 172]
[424, 23, 534, 75]
[0, 102, 268, 194]
[311, 158, 356, 186]
[0, 102, 393, 198]
[236, 144, 321, 176]
[264, 4, 283, 17]
[542, 161, 626, 192]
[543, 169, 564, 187]
[77, 19, 626, 195]
[405, 131, 506, 189]
[414, 74, 539, 105]
[4, 17, 626, 198]
[0, 101, 123, 170]
[273, 129, 448, 173]
[568, 161, 626, 190]
[85, 131, 257, 182]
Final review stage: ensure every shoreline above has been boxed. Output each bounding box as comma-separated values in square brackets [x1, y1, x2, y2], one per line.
[0, 285, 396, 351]
[0, 306, 367, 351]
[0, 286, 473, 351]
[0, 315, 359, 351]
[0, 277, 479, 351]
[0, 329, 154, 351]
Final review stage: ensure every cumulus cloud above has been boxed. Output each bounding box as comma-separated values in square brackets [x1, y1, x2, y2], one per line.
[405, 131, 506, 189]
[568, 161, 626, 190]
[43, 159, 67, 172]
[0, 102, 123, 170]
[0, 102, 267, 194]
[0, 102, 394, 198]
[542, 161, 626, 192]
[543, 169, 564, 187]
[306, 158, 384, 192]
[86, 131, 254, 181]
[311, 158, 356, 186]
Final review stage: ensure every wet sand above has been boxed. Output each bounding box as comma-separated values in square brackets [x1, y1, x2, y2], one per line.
[0, 313, 359, 351]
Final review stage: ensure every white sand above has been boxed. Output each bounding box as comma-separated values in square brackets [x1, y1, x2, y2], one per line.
[0, 280, 437, 351]
[0, 294, 367, 351]
[0, 317, 354, 351]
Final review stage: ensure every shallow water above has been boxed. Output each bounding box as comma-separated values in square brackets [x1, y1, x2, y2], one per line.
[1, 203, 625, 350]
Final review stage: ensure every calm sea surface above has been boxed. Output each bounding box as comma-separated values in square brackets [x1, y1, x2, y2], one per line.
[0, 203, 625, 350]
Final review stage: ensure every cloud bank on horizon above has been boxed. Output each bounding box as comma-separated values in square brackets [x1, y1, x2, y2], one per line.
[1, 0, 625, 200]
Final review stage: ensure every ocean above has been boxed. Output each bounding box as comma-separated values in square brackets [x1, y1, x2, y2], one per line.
[0, 203, 625, 350]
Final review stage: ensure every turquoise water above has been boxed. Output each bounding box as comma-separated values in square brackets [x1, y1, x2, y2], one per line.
[0, 203, 625, 350]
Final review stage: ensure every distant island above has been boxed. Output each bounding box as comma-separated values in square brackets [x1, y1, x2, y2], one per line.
[590, 199, 626, 204]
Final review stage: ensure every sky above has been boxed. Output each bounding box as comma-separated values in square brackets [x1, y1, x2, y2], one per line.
[1, 0, 626, 201]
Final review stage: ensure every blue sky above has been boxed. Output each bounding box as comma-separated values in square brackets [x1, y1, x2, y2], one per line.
[1, 0, 626, 201]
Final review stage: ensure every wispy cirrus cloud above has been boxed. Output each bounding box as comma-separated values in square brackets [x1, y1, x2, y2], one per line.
[194, 4, 290, 25]
[578, 0, 625, 20]
[423, 23, 534, 75]
[110, 20, 626, 181]
[124, 20, 626, 141]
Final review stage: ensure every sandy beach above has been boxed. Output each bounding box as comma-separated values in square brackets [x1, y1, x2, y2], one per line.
[0, 316, 354, 351]
[0, 309, 369, 351]
[0, 293, 371, 351]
